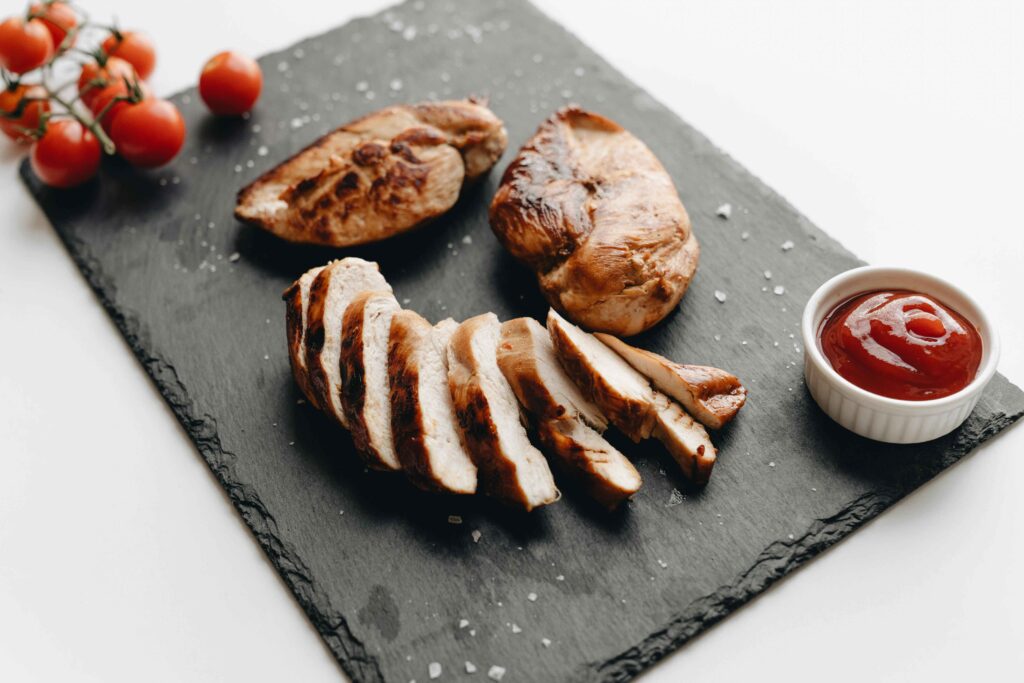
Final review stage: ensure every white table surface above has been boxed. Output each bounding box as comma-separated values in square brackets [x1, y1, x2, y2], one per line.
[1, 1, 1021, 681]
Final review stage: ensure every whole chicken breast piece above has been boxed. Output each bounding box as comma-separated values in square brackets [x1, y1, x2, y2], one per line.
[237, 99, 508, 247]
[490, 106, 698, 336]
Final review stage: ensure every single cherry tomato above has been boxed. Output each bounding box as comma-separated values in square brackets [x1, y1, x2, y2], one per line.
[102, 31, 155, 80]
[110, 98, 185, 168]
[0, 83, 50, 142]
[90, 78, 150, 132]
[30, 2, 77, 48]
[77, 56, 136, 109]
[199, 51, 262, 116]
[0, 17, 54, 74]
[30, 118, 101, 188]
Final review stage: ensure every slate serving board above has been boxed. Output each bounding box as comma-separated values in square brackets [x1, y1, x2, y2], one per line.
[21, 0, 1024, 681]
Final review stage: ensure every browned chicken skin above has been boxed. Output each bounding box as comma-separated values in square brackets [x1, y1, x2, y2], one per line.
[236, 99, 508, 247]
[489, 107, 699, 336]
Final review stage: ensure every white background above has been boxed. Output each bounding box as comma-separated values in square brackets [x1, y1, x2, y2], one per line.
[1, 1, 1021, 681]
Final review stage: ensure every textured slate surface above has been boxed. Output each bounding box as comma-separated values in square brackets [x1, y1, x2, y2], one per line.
[21, 0, 1024, 681]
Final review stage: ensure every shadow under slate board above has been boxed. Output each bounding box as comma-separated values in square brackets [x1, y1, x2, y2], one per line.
[20, 0, 1024, 681]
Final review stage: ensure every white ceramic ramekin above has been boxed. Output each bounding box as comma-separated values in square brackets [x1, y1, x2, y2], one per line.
[801, 266, 1000, 444]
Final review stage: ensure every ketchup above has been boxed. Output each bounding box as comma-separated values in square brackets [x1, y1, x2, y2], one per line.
[818, 290, 982, 400]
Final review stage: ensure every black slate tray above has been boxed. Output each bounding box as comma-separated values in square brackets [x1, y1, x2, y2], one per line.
[21, 1, 1024, 681]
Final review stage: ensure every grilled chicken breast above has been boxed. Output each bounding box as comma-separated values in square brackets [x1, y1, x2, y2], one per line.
[236, 99, 507, 247]
[596, 333, 747, 429]
[490, 107, 699, 336]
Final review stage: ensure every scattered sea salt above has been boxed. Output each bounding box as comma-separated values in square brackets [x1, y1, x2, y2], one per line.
[764, 270, 772, 279]
[471, 530, 482, 543]
[774, 285, 785, 296]
[555, 574, 564, 581]
[741, 231, 750, 240]
[527, 592, 537, 602]
[228, 252, 240, 263]
[781, 240, 795, 251]
[511, 623, 522, 634]
[667, 488, 684, 507]
[356, 80, 369, 92]
[488, 665, 507, 681]
[716, 203, 732, 219]
[459, 619, 469, 628]
[428, 662, 441, 679]
[769, 461, 776, 468]
[542, 637, 552, 647]
[390, 78, 404, 91]
[257, 145, 268, 156]
[657, 559, 668, 568]
[462, 234, 473, 245]
[714, 290, 727, 303]
[465, 661, 477, 674]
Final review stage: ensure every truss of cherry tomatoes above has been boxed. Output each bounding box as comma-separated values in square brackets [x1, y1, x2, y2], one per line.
[1, 1, 263, 188]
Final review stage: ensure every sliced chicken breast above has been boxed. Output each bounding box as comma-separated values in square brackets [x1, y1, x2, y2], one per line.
[595, 333, 747, 429]
[448, 314, 559, 510]
[304, 258, 391, 429]
[339, 290, 401, 471]
[534, 418, 642, 510]
[388, 310, 477, 494]
[496, 317, 639, 508]
[283, 265, 325, 407]
[547, 309, 717, 484]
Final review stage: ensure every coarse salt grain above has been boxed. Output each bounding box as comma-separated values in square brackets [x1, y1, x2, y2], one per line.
[459, 618, 469, 628]
[428, 662, 441, 679]
[781, 240, 795, 251]
[471, 530, 482, 543]
[465, 661, 477, 674]
[714, 290, 727, 303]
[488, 665, 506, 681]
[716, 203, 732, 219]
[527, 592, 537, 602]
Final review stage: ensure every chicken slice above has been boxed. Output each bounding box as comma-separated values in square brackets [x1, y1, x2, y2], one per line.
[388, 310, 477, 494]
[283, 264, 325, 408]
[448, 314, 559, 510]
[339, 290, 401, 470]
[595, 333, 747, 429]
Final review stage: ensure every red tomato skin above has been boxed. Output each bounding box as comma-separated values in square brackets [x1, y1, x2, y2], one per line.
[110, 99, 185, 168]
[78, 56, 136, 109]
[90, 80, 151, 133]
[199, 51, 263, 116]
[102, 31, 156, 80]
[0, 17, 54, 74]
[0, 84, 50, 142]
[30, 119, 101, 188]
[30, 2, 77, 48]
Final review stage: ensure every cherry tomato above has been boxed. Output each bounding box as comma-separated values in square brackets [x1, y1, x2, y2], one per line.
[0, 83, 50, 142]
[0, 17, 54, 74]
[110, 98, 185, 168]
[199, 51, 262, 116]
[102, 31, 155, 80]
[90, 78, 150, 132]
[77, 56, 135, 109]
[30, 2, 77, 48]
[30, 119, 101, 188]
